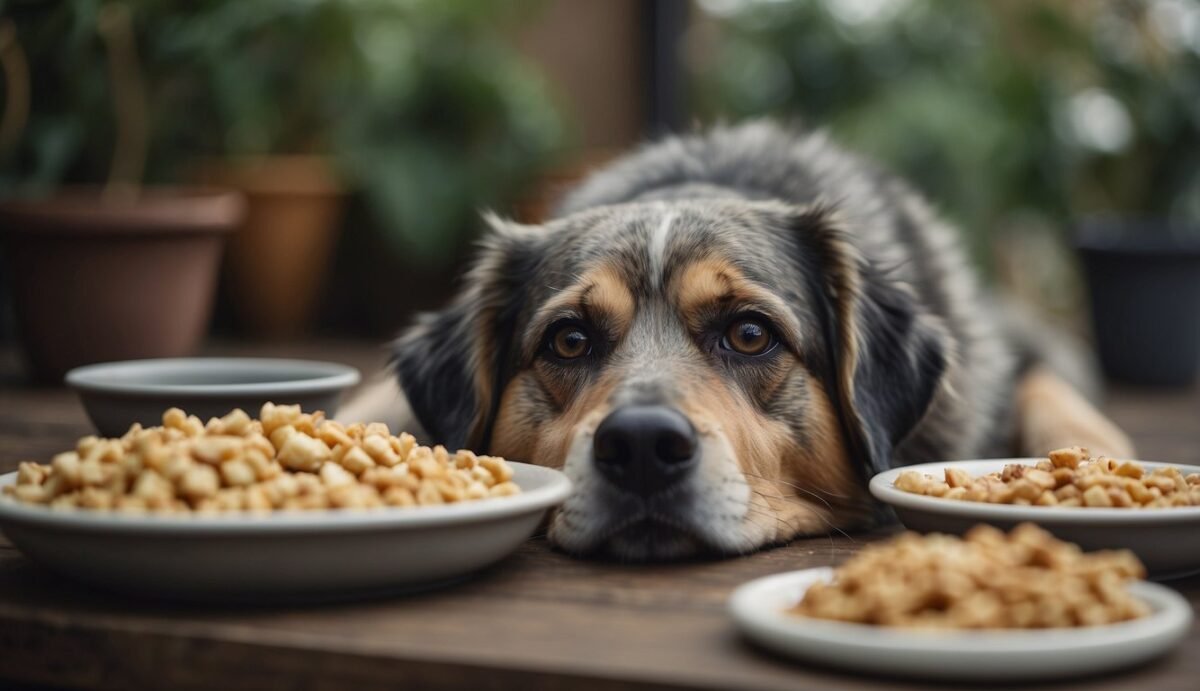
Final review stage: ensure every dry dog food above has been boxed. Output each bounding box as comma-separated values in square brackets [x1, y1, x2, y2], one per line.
[792, 523, 1148, 628]
[3, 404, 519, 513]
[896, 447, 1200, 508]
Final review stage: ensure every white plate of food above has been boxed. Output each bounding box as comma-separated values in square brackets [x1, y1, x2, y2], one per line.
[870, 451, 1200, 578]
[0, 462, 569, 603]
[729, 526, 1193, 681]
[0, 405, 571, 602]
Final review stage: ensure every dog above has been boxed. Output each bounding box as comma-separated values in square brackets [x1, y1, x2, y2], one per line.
[342, 121, 1134, 560]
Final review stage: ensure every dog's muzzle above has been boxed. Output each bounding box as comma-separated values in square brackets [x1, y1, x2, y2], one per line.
[591, 405, 700, 495]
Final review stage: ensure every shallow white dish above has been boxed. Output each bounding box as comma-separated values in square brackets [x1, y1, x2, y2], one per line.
[730, 568, 1192, 681]
[0, 462, 569, 603]
[871, 459, 1200, 578]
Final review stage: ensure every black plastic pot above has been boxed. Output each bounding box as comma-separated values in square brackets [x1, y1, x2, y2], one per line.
[1077, 219, 1200, 387]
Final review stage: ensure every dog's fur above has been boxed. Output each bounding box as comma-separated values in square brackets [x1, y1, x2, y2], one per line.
[343, 122, 1134, 560]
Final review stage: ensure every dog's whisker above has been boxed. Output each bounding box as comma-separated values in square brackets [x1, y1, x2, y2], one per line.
[741, 471, 854, 501]
[742, 471, 841, 512]
[749, 486, 855, 546]
[741, 504, 796, 540]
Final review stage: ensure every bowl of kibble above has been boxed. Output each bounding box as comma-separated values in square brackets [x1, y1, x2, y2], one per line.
[730, 525, 1193, 681]
[870, 447, 1200, 577]
[65, 357, 361, 437]
[0, 404, 571, 602]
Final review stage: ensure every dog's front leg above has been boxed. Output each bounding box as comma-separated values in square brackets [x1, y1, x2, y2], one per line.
[1015, 366, 1135, 458]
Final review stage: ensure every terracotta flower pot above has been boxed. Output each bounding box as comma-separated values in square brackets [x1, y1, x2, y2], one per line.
[0, 188, 244, 383]
[194, 156, 344, 339]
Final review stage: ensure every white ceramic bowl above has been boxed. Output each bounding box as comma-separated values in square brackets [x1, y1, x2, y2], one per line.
[66, 357, 361, 436]
[0, 462, 569, 602]
[871, 459, 1200, 578]
[730, 568, 1192, 681]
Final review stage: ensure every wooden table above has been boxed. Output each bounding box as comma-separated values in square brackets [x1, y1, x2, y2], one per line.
[1, 342, 1198, 691]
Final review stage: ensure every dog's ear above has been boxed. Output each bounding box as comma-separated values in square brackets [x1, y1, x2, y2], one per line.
[391, 214, 541, 450]
[794, 206, 948, 475]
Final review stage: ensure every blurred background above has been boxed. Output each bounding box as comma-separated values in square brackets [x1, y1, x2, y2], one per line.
[0, 0, 1198, 386]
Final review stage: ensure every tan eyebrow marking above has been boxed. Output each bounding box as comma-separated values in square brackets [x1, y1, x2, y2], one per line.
[675, 258, 739, 317]
[522, 264, 636, 362]
[670, 258, 805, 352]
[581, 265, 636, 332]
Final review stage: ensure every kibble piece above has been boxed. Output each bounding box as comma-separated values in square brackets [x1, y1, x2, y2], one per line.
[338, 445, 376, 475]
[383, 486, 417, 507]
[259, 402, 302, 435]
[244, 448, 281, 481]
[317, 421, 355, 449]
[945, 467, 972, 488]
[214, 487, 246, 511]
[1024, 468, 1056, 490]
[77, 487, 115, 510]
[132, 470, 174, 504]
[244, 485, 274, 512]
[1049, 446, 1087, 469]
[1083, 485, 1113, 507]
[51, 452, 83, 489]
[1108, 487, 1134, 507]
[895, 470, 926, 494]
[162, 408, 187, 430]
[319, 461, 356, 488]
[17, 461, 48, 486]
[480, 456, 514, 483]
[277, 433, 332, 472]
[392, 432, 417, 463]
[220, 458, 257, 487]
[192, 436, 243, 465]
[411, 455, 446, 480]
[489, 482, 521, 498]
[1034, 490, 1058, 506]
[416, 479, 444, 505]
[1010, 478, 1042, 502]
[362, 434, 401, 467]
[10, 484, 47, 503]
[1115, 461, 1144, 479]
[217, 408, 253, 436]
[179, 465, 220, 501]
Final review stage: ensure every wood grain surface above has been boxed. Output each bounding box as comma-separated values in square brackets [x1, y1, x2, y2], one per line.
[0, 342, 1197, 691]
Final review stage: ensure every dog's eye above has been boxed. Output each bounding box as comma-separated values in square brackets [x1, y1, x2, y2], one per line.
[548, 323, 591, 360]
[722, 317, 776, 356]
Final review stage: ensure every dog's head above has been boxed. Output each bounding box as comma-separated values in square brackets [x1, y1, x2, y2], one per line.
[394, 199, 946, 560]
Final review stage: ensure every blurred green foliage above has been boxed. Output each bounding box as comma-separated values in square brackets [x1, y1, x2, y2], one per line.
[0, 0, 564, 266]
[689, 0, 1200, 262]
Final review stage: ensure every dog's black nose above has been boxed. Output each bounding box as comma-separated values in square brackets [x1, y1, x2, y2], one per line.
[592, 405, 699, 494]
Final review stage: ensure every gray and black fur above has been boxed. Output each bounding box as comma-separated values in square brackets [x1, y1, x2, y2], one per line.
[384, 121, 1117, 560]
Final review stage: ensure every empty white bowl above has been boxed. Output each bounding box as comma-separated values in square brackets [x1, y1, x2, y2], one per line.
[66, 357, 361, 436]
[0, 462, 570, 602]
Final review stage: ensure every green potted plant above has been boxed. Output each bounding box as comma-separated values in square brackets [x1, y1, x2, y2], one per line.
[0, 3, 243, 383]
[168, 0, 566, 336]
[3, 0, 565, 346]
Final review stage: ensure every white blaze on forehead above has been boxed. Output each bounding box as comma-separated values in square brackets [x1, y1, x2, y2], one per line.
[647, 211, 676, 286]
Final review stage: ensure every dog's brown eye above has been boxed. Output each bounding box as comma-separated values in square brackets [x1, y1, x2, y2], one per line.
[549, 324, 591, 360]
[723, 318, 774, 356]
